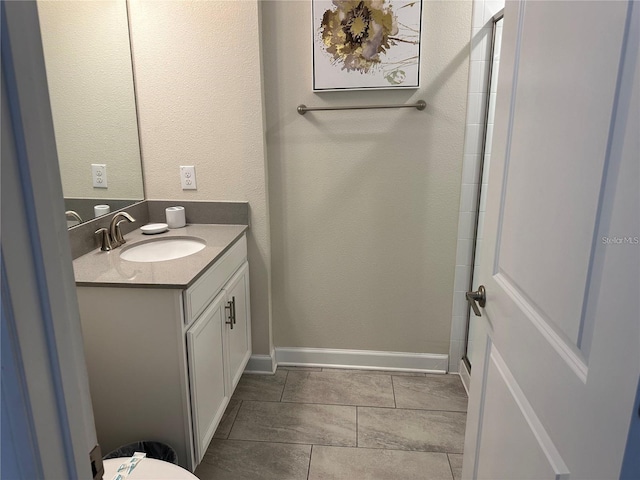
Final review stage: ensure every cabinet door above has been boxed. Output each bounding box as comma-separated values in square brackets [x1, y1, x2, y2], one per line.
[186, 291, 228, 464]
[223, 261, 252, 391]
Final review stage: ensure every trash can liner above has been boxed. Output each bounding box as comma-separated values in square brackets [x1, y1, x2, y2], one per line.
[103, 441, 178, 464]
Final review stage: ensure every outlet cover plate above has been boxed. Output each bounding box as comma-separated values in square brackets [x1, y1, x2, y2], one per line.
[180, 166, 197, 190]
[92, 164, 108, 188]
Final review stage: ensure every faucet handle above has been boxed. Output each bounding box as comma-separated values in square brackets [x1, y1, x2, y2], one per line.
[95, 228, 112, 251]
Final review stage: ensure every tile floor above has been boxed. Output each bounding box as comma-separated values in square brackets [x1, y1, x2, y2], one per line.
[194, 367, 467, 480]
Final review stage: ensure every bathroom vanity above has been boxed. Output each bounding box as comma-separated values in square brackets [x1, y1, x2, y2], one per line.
[73, 225, 251, 471]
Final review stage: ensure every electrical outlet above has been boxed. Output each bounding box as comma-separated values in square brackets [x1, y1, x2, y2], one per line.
[180, 166, 197, 190]
[92, 164, 108, 188]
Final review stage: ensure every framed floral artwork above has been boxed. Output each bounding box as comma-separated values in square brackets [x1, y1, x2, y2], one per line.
[312, 0, 423, 91]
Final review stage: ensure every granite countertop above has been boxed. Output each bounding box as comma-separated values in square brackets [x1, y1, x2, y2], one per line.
[73, 224, 248, 288]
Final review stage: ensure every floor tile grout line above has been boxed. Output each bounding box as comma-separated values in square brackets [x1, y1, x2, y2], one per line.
[233, 398, 285, 404]
[306, 444, 313, 480]
[206, 438, 315, 449]
[278, 399, 394, 408]
[225, 399, 243, 439]
[237, 400, 466, 419]
[391, 376, 397, 408]
[356, 406, 359, 447]
[237, 398, 467, 413]
[279, 370, 289, 402]
[346, 444, 465, 455]
[274, 399, 466, 413]
[447, 453, 455, 480]
[216, 439, 460, 454]
[360, 405, 468, 414]
[218, 435, 462, 455]
[222, 436, 357, 449]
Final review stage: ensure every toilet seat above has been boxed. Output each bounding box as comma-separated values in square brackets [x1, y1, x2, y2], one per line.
[102, 457, 198, 479]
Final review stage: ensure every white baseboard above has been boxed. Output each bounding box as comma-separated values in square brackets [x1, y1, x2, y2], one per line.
[459, 359, 471, 395]
[244, 349, 276, 374]
[275, 347, 448, 374]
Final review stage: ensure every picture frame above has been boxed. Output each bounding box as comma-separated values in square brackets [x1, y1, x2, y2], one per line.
[312, 0, 423, 92]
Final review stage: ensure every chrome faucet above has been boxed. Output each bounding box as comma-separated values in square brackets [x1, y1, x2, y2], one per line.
[65, 210, 83, 223]
[95, 212, 136, 251]
[109, 212, 135, 248]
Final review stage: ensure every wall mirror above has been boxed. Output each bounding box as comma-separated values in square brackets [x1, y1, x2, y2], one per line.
[37, 0, 144, 228]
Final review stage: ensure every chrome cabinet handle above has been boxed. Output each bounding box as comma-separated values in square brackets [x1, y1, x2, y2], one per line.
[466, 285, 486, 317]
[225, 301, 234, 329]
[231, 296, 236, 325]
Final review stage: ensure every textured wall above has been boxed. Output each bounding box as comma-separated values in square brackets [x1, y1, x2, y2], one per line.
[263, 0, 472, 354]
[128, 0, 272, 355]
[38, 0, 143, 200]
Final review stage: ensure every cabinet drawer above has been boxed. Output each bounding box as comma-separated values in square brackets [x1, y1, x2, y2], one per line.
[184, 234, 247, 325]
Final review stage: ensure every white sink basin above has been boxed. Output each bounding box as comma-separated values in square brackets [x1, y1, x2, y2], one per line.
[120, 237, 206, 262]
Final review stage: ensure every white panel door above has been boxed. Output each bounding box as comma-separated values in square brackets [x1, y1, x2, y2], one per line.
[463, 1, 639, 479]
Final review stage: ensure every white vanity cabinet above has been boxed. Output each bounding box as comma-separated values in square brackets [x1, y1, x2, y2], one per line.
[185, 254, 251, 464]
[76, 233, 251, 472]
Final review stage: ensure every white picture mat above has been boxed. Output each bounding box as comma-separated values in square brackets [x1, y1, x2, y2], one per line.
[312, 0, 422, 91]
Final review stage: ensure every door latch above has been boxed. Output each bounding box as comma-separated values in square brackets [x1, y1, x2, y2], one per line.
[466, 285, 486, 317]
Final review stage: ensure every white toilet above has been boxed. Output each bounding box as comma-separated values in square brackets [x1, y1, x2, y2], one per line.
[102, 457, 198, 479]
